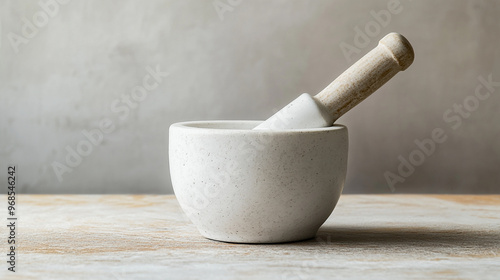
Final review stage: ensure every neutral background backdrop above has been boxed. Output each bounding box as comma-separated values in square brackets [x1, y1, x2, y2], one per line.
[1, 0, 499, 194]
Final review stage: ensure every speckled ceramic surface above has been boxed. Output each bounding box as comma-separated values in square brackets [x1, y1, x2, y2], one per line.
[169, 121, 348, 243]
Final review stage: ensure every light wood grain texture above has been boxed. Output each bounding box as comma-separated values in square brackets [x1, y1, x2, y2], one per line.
[1, 195, 499, 279]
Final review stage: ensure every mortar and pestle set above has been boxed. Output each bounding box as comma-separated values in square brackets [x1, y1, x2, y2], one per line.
[169, 33, 414, 243]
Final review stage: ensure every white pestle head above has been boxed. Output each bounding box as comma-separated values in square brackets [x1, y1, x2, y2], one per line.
[254, 32, 414, 131]
[253, 93, 333, 130]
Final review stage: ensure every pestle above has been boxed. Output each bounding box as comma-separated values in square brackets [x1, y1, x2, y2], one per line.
[254, 33, 414, 130]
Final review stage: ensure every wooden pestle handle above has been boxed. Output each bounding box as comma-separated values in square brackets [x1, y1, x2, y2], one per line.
[315, 33, 414, 121]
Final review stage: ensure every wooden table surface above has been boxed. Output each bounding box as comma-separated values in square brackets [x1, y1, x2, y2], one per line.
[1, 195, 499, 279]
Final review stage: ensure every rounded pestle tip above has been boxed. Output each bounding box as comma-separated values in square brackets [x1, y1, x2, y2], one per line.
[379, 33, 414, 71]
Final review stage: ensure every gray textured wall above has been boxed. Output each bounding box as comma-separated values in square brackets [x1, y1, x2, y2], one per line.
[1, 0, 499, 194]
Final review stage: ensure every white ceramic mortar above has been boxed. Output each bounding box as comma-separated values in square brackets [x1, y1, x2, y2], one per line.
[169, 120, 348, 243]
